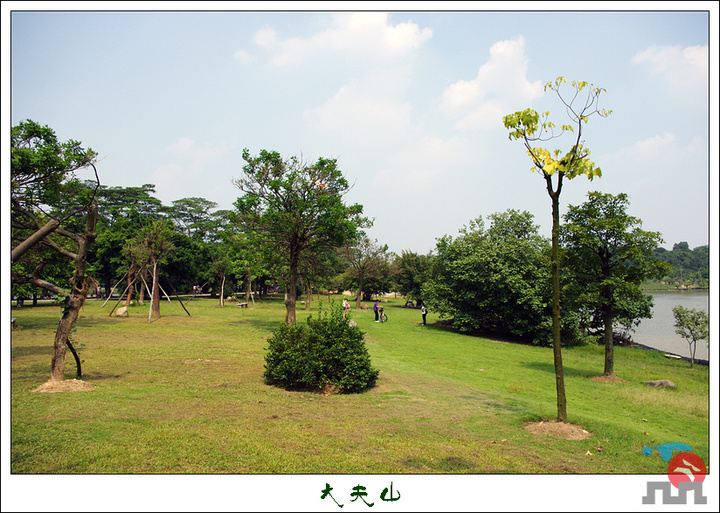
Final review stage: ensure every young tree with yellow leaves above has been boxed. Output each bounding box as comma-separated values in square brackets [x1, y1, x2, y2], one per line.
[503, 77, 611, 422]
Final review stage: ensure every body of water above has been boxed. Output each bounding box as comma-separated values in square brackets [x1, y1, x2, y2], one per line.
[631, 290, 710, 362]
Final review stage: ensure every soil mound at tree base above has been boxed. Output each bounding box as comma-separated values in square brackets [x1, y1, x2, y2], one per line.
[525, 419, 591, 440]
[590, 374, 624, 383]
[32, 379, 95, 393]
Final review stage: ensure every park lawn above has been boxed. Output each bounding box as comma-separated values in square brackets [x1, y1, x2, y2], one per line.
[10, 295, 709, 474]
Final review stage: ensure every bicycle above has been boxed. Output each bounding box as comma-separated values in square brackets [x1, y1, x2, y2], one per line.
[379, 307, 388, 323]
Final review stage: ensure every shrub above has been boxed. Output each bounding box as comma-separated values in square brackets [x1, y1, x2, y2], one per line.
[263, 303, 379, 393]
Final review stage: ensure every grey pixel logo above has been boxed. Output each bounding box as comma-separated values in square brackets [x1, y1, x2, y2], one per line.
[642, 481, 707, 505]
[642, 444, 707, 505]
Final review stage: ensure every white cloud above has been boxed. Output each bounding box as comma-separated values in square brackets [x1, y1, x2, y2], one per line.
[630, 132, 677, 156]
[306, 75, 413, 146]
[233, 48, 253, 63]
[600, 132, 706, 192]
[150, 163, 183, 196]
[251, 13, 432, 67]
[165, 137, 232, 173]
[632, 44, 708, 102]
[378, 136, 469, 190]
[440, 36, 543, 131]
[168, 136, 196, 153]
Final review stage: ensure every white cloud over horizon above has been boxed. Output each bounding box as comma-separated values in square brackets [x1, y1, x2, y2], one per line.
[632, 44, 708, 104]
[246, 12, 433, 67]
[440, 36, 544, 131]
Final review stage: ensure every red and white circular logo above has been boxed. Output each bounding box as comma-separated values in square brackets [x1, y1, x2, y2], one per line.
[667, 452, 706, 489]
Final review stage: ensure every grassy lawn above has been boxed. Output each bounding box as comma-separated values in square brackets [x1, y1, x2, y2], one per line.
[10, 295, 709, 475]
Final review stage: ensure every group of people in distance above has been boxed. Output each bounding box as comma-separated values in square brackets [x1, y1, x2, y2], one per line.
[342, 298, 427, 325]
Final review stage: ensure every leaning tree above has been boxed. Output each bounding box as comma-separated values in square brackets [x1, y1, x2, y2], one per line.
[503, 78, 611, 422]
[11, 120, 100, 381]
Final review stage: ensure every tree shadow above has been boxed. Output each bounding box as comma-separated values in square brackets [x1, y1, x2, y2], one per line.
[81, 371, 132, 381]
[420, 320, 529, 345]
[11, 345, 52, 359]
[521, 361, 597, 379]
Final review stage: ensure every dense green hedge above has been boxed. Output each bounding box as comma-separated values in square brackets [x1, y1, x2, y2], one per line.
[264, 303, 379, 393]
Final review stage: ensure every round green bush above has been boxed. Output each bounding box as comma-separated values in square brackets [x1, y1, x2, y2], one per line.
[263, 303, 379, 393]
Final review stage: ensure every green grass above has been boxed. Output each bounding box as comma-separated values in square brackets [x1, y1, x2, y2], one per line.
[10, 295, 709, 474]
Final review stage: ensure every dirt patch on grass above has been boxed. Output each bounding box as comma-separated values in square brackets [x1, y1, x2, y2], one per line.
[525, 419, 591, 441]
[589, 374, 624, 383]
[183, 358, 221, 364]
[32, 379, 95, 393]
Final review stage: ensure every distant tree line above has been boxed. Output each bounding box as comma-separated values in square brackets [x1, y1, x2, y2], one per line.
[653, 242, 709, 288]
[11, 119, 705, 391]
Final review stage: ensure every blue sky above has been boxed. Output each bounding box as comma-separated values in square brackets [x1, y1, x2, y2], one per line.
[6, 5, 716, 256]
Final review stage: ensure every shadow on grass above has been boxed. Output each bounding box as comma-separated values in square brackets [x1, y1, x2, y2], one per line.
[82, 371, 132, 381]
[11, 345, 53, 359]
[227, 318, 285, 334]
[521, 361, 598, 379]
[12, 362, 50, 379]
[401, 455, 477, 473]
[420, 320, 530, 345]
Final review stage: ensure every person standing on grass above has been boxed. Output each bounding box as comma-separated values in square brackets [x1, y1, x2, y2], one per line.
[374, 300, 379, 322]
[421, 305, 427, 325]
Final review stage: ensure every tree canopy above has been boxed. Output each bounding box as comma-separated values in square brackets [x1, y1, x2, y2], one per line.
[232, 149, 368, 323]
[561, 191, 670, 376]
[422, 210, 579, 345]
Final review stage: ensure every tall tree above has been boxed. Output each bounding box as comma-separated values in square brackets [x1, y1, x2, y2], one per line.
[90, 184, 165, 295]
[503, 77, 611, 422]
[342, 235, 392, 309]
[394, 250, 433, 307]
[208, 243, 234, 307]
[233, 149, 368, 323]
[167, 197, 219, 240]
[561, 192, 670, 376]
[124, 220, 176, 320]
[11, 120, 100, 381]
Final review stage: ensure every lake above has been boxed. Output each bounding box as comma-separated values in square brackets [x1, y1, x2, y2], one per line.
[631, 289, 710, 362]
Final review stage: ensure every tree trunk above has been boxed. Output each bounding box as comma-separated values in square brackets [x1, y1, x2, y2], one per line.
[245, 266, 252, 304]
[602, 285, 615, 376]
[138, 268, 147, 304]
[355, 273, 364, 309]
[547, 176, 567, 423]
[305, 282, 311, 310]
[51, 294, 82, 381]
[690, 342, 696, 369]
[49, 204, 97, 381]
[285, 252, 298, 324]
[66, 338, 82, 378]
[151, 260, 160, 319]
[124, 273, 134, 307]
[219, 273, 225, 307]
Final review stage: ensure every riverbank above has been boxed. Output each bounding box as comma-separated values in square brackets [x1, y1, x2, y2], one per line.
[631, 288, 709, 362]
[628, 340, 708, 367]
